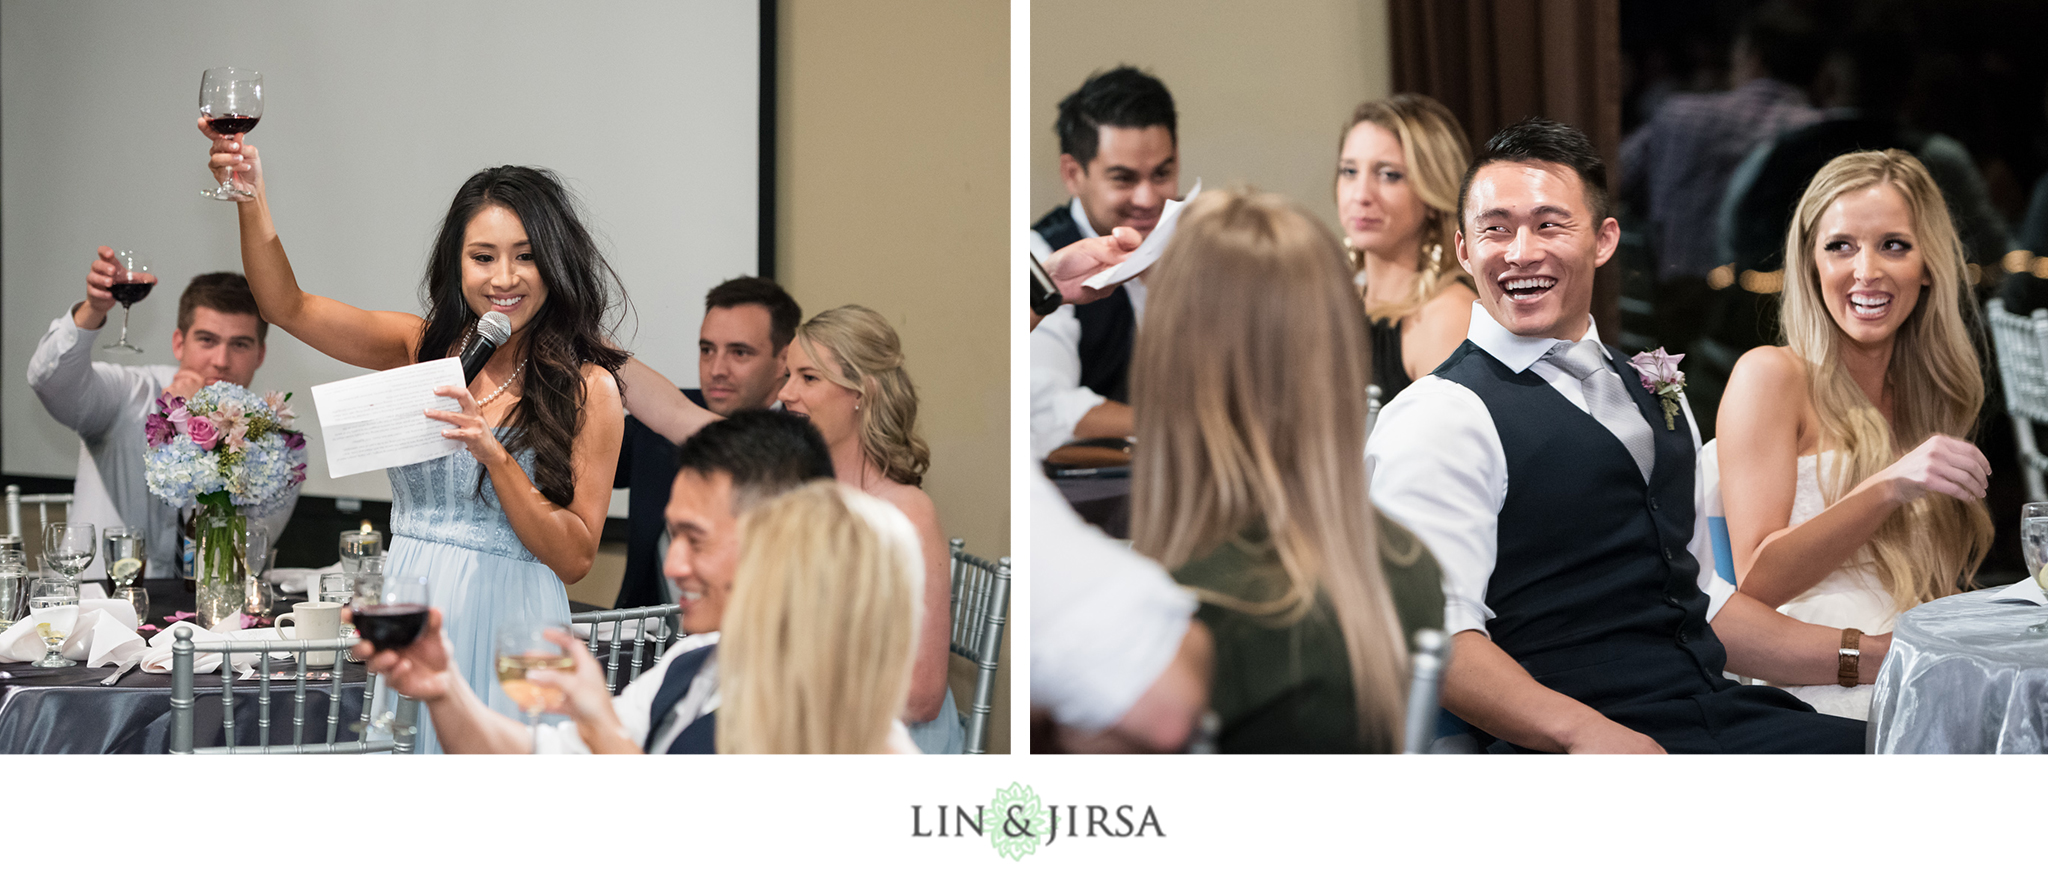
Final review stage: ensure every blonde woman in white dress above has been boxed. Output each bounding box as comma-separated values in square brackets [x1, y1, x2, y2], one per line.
[1716, 149, 1993, 720]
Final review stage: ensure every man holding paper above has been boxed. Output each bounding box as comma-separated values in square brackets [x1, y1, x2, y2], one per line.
[1030, 66, 1181, 459]
[27, 249, 296, 581]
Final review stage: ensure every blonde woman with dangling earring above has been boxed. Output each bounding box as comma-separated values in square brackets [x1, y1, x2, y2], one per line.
[1336, 94, 1478, 401]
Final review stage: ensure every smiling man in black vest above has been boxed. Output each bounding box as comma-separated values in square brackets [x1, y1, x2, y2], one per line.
[1367, 119, 1880, 753]
[1029, 66, 1178, 459]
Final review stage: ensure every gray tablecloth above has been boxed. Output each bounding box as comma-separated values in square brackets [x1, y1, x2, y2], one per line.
[1868, 589, 2048, 753]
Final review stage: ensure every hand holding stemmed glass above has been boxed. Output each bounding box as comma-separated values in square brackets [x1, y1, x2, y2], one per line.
[495, 618, 575, 749]
[198, 67, 262, 201]
[41, 522, 94, 594]
[349, 573, 429, 736]
[96, 250, 156, 354]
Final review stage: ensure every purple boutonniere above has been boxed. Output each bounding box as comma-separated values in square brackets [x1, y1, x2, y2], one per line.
[1628, 347, 1687, 431]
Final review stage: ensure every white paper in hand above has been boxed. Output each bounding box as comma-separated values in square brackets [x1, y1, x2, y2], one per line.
[1083, 179, 1203, 290]
[309, 357, 465, 478]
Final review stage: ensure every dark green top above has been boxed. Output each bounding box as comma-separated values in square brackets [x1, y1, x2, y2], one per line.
[1174, 513, 1445, 754]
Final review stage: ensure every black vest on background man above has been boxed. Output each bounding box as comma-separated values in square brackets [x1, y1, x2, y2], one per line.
[1436, 340, 1865, 754]
[611, 389, 710, 610]
[1034, 203, 1137, 404]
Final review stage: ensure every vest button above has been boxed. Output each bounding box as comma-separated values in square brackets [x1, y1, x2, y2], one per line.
[1649, 497, 1659, 510]
[1663, 547, 1674, 560]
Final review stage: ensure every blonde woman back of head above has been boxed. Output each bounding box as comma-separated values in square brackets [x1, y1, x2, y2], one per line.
[1716, 149, 1993, 704]
[1131, 187, 1439, 753]
[716, 479, 923, 754]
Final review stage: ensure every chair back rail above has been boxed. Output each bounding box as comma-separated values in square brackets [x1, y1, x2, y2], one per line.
[1401, 628, 1448, 754]
[1987, 300, 2048, 502]
[570, 603, 682, 694]
[4, 484, 76, 545]
[168, 624, 416, 754]
[946, 538, 1010, 755]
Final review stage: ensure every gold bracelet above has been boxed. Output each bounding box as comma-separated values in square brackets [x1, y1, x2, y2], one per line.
[1837, 627, 1863, 688]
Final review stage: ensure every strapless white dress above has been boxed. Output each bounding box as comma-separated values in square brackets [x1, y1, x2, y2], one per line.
[1765, 452, 1897, 720]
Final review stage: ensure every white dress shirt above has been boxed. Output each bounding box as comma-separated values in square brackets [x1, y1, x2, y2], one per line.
[28, 310, 298, 581]
[1028, 474, 1194, 733]
[1365, 308, 1723, 640]
[1029, 198, 1146, 460]
[535, 631, 720, 754]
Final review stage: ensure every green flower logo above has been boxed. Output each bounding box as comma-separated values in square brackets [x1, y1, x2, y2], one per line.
[983, 782, 1049, 860]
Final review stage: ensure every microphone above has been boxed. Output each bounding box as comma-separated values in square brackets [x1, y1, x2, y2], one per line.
[459, 312, 513, 384]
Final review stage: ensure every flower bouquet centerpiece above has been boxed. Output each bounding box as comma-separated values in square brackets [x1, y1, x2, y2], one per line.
[144, 383, 307, 627]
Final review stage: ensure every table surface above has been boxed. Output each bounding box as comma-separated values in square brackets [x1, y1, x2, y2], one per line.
[1054, 474, 1130, 540]
[1868, 589, 2048, 753]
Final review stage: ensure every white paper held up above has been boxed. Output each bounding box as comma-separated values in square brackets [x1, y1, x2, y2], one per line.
[1082, 179, 1204, 290]
[309, 357, 466, 477]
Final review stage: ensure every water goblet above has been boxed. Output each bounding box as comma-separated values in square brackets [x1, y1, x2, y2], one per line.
[2022, 503, 2048, 634]
[496, 618, 573, 750]
[0, 555, 26, 632]
[27, 578, 79, 668]
[340, 530, 381, 577]
[42, 522, 95, 593]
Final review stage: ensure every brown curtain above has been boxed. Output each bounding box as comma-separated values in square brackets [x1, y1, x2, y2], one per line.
[1390, 0, 1624, 342]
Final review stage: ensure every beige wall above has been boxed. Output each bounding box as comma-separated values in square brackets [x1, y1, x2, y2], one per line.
[1031, 0, 1392, 234]
[778, 0, 1011, 750]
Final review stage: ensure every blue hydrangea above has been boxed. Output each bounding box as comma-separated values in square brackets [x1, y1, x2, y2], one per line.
[145, 381, 306, 510]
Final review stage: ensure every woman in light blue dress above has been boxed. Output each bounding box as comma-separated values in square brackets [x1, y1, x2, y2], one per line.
[203, 122, 655, 752]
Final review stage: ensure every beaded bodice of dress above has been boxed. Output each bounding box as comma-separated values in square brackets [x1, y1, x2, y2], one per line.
[388, 429, 540, 562]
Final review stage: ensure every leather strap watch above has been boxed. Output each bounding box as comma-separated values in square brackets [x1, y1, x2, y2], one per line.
[1837, 627, 1863, 688]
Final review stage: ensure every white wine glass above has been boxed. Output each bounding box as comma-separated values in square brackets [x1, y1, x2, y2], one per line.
[2022, 503, 2048, 634]
[103, 526, 148, 625]
[496, 618, 573, 750]
[42, 522, 94, 593]
[102, 250, 156, 353]
[27, 578, 79, 668]
[199, 66, 262, 201]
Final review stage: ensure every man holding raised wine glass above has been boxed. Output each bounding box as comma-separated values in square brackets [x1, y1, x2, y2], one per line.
[26, 250, 298, 582]
[358, 410, 833, 753]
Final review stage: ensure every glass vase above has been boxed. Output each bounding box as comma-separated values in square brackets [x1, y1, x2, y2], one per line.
[193, 503, 247, 629]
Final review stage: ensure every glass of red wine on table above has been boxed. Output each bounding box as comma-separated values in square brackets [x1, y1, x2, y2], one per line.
[198, 66, 261, 201]
[103, 250, 154, 353]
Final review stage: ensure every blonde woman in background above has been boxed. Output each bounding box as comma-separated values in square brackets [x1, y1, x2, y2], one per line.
[1336, 94, 1478, 401]
[1130, 188, 1444, 753]
[718, 480, 922, 754]
[777, 305, 960, 753]
[1717, 149, 1994, 720]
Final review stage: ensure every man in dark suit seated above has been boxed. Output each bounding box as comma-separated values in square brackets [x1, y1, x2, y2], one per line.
[614, 277, 802, 609]
[1367, 119, 1885, 753]
[361, 410, 832, 753]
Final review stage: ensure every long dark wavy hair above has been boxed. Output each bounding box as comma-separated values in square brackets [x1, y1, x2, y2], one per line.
[415, 166, 629, 508]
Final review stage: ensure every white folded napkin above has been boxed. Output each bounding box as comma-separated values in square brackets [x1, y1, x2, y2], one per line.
[137, 623, 290, 676]
[0, 599, 141, 665]
[264, 563, 341, 595]
[1988, 576, 2048, 607]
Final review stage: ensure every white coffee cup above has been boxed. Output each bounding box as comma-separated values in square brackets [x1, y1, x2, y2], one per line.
[274, 601, 343, 667]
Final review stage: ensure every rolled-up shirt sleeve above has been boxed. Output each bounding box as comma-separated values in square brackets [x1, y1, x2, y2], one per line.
[1030, 306, 1107, 460]
[1365, 376, 1507, 637]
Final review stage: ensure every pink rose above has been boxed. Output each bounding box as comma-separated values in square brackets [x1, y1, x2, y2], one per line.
[187, 415, 220, 450]
[168, 404, 191, 435]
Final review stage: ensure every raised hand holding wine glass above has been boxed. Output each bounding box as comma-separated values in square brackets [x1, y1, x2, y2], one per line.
[495, 618, 574, 749]
[102, 250, 155, 353]
[199, 66, 261, 201]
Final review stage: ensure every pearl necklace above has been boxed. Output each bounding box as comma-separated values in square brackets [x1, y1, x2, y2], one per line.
[476, 359, 528, 409]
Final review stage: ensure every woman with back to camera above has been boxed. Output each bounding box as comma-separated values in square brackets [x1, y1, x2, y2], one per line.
[202, 121, 626, 753]
[777, 305, 961, 753]
[1335, 94, 1478, 401]
[718, 480, 923, 754]
[1716, 149, 1993, 720]
[1130, 188, 1445, 753]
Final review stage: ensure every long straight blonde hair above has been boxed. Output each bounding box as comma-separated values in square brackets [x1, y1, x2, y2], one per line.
[1779, 149, 1993, 610]
[1130, 188, 1409, 752]
[715, 480, 923, 754]
[1338, 93, 1474, 323]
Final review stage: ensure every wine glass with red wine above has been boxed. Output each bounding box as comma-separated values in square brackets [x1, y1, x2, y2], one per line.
[199, 66, 262, 201]
[351, 573, 430, 653]
[102, 250, 154, 353]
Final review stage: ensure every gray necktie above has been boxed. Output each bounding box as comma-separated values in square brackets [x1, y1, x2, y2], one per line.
[1545, 338, 1656, 484]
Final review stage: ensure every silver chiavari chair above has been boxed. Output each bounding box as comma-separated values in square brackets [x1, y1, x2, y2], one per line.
[947, 538, 1011, 755]
[570, 603, 681, 694]
[167, 623, 418, 754]
[1987, 299, 2048, 502]
[1402, 628, 1449, 755]
[4, 484, 75, 544]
